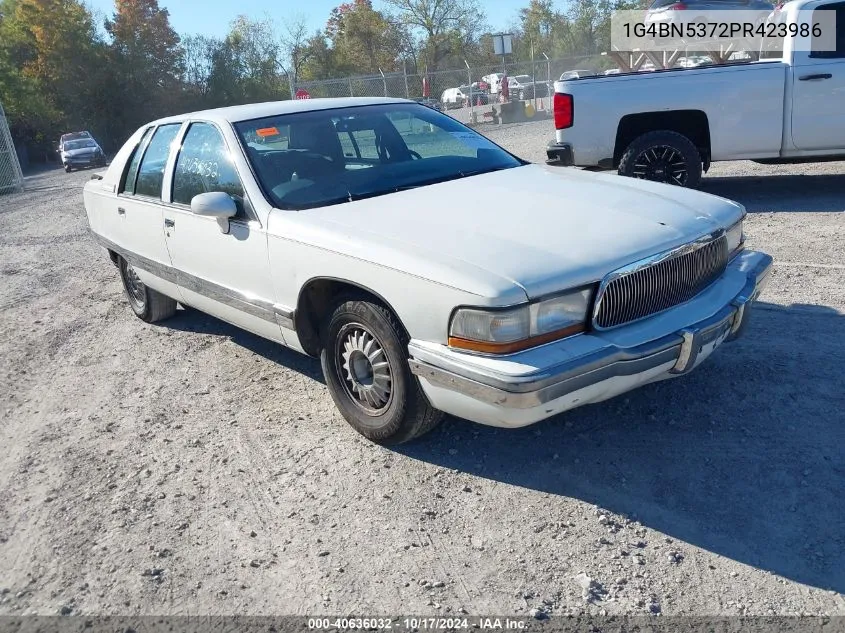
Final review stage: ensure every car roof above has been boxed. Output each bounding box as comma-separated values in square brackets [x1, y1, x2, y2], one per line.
[148, 97, 411, 127]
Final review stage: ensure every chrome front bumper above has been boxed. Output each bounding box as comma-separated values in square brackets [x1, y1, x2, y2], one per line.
[408, 250, 772, 419]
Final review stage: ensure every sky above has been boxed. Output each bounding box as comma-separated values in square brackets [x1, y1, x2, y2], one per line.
[85, 0, 525, 40]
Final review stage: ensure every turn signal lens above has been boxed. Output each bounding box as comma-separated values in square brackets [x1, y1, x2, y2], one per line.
[726, 219, 745, 258]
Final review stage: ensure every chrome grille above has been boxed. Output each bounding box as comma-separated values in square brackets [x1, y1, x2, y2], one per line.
[594, 234, 729, 329]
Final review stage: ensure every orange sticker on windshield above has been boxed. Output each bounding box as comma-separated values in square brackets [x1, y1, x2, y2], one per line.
[256, 127, 279, 137]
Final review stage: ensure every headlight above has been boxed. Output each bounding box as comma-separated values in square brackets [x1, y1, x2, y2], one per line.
[726, 218, 745, 258]
[448, 287, 593, 354]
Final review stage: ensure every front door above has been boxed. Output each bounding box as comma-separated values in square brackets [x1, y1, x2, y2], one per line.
[161, 121, 284, 343]
[113, 122, 183, 299]
[790, 1, 845, 150]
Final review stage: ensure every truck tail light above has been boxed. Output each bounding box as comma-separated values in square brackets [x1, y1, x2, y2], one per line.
[670, 2, 687, 8]
[553, 93, 574, 129]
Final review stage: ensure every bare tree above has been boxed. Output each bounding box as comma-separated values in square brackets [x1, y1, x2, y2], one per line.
[280, 14, 311, 83]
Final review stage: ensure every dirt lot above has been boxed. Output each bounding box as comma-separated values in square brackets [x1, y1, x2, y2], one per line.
[1, 118, 844, 617]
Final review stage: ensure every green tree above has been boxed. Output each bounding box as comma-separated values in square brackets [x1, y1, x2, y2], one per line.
[0, 0, 104, 154]
[206, 16, 288, 106]
[326, 0, 403, 74]
[105, 0, 183, 133]
[382, 0, 486, 70]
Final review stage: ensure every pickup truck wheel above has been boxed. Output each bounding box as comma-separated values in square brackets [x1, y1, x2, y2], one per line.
[118, 258, 177, 323]
[618, 130, 702, 188]
[321, 299, 443, 445]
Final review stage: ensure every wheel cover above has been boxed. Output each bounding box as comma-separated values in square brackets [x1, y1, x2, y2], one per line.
[335, 323, 393, 416]
[631, 145, 688, 185]
[124, 263, 146, 311]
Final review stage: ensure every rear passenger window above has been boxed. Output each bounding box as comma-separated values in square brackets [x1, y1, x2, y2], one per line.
[811, 3, 845, 58]
[120, 127, 152, 194]
[134, 124, 181, 198]
[172, 122, 244, 212]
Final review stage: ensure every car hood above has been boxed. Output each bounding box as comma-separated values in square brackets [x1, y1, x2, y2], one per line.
[279, 164, 744, 301]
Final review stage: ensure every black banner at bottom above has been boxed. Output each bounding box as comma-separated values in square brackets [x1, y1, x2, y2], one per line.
[0, 616, 842, 633]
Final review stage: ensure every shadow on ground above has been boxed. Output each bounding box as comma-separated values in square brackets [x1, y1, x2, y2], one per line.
[164, 307, 325, 384]
[161, 299, 844, 592]
[394, 302, 845, 593]
[700, 173, 845, 213]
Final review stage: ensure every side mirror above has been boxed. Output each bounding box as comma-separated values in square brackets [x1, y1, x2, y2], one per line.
[190, 192, 237, 234]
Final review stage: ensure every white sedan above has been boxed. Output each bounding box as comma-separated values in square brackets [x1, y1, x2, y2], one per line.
[83, 97, 772, 444]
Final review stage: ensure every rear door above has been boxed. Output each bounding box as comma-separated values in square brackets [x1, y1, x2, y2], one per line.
[790, 1, 845, 150]
[113, 122, 183, 298]
[161, 121, 284, 343]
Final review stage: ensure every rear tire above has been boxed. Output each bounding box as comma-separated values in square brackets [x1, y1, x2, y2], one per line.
[320, 297, 443, 445]
[618, 130, 702, 188]
[64, 165, 71, 173]
[118, 257, 177, 323]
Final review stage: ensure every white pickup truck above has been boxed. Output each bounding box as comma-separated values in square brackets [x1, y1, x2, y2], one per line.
[546, 0, 845, 187]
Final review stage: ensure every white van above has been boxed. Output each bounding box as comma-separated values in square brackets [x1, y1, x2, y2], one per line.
[440, 87, 468, 109]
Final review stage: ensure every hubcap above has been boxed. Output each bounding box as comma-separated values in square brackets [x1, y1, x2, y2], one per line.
[631, 145, 688, 185]
[336, 325, 393, 415]
[124, 263, 146, 310]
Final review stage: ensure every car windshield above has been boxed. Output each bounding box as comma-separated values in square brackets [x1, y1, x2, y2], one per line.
[234, 103, 522, 210]
[513, 75, 531, 82]
[65, 139, 96, 150]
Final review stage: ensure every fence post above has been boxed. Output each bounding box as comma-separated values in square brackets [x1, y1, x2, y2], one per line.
[0, 100, 24, 194]
[543, 52, 551, 111]
[403, 60, 409, 99]
[287, 73, 296, 100]
[464, 60, 474, 122]
[379, 68, 387, 97]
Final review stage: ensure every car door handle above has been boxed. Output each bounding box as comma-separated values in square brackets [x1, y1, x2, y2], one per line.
[164, 218, 175, 228]
[799, 73, 832, 81]
[117, 207, 125, 215]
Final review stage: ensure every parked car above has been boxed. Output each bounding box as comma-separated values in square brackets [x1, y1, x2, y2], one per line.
[673, 56, 711, 68]
[61, 137, 107, 172]
[559, 69, 598, 80]
[547, 0, 845, 188]
[413, 97, 443, 111]
[461, 85, 489, 105]
[440, 86, 468, 109]
[507, 75, 548, 100]
[84, 97, 771, 445]
[481, 73, 505, 94]
[603, 68, 621, 75]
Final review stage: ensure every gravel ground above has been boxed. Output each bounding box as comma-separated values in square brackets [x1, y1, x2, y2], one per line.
[0, 119, 843, 618]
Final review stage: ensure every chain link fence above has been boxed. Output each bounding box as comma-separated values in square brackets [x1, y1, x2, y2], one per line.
[0, 101, 24, 194]
[293, 54, 604, 121]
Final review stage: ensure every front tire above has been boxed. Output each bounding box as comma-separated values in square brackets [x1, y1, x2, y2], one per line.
[118, 257, 177, 323]
[320, 298, 443, 445]
[618, 130, 702, 188]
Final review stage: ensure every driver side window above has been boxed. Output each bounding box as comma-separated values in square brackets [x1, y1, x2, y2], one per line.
[172, 122, 245, 215]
